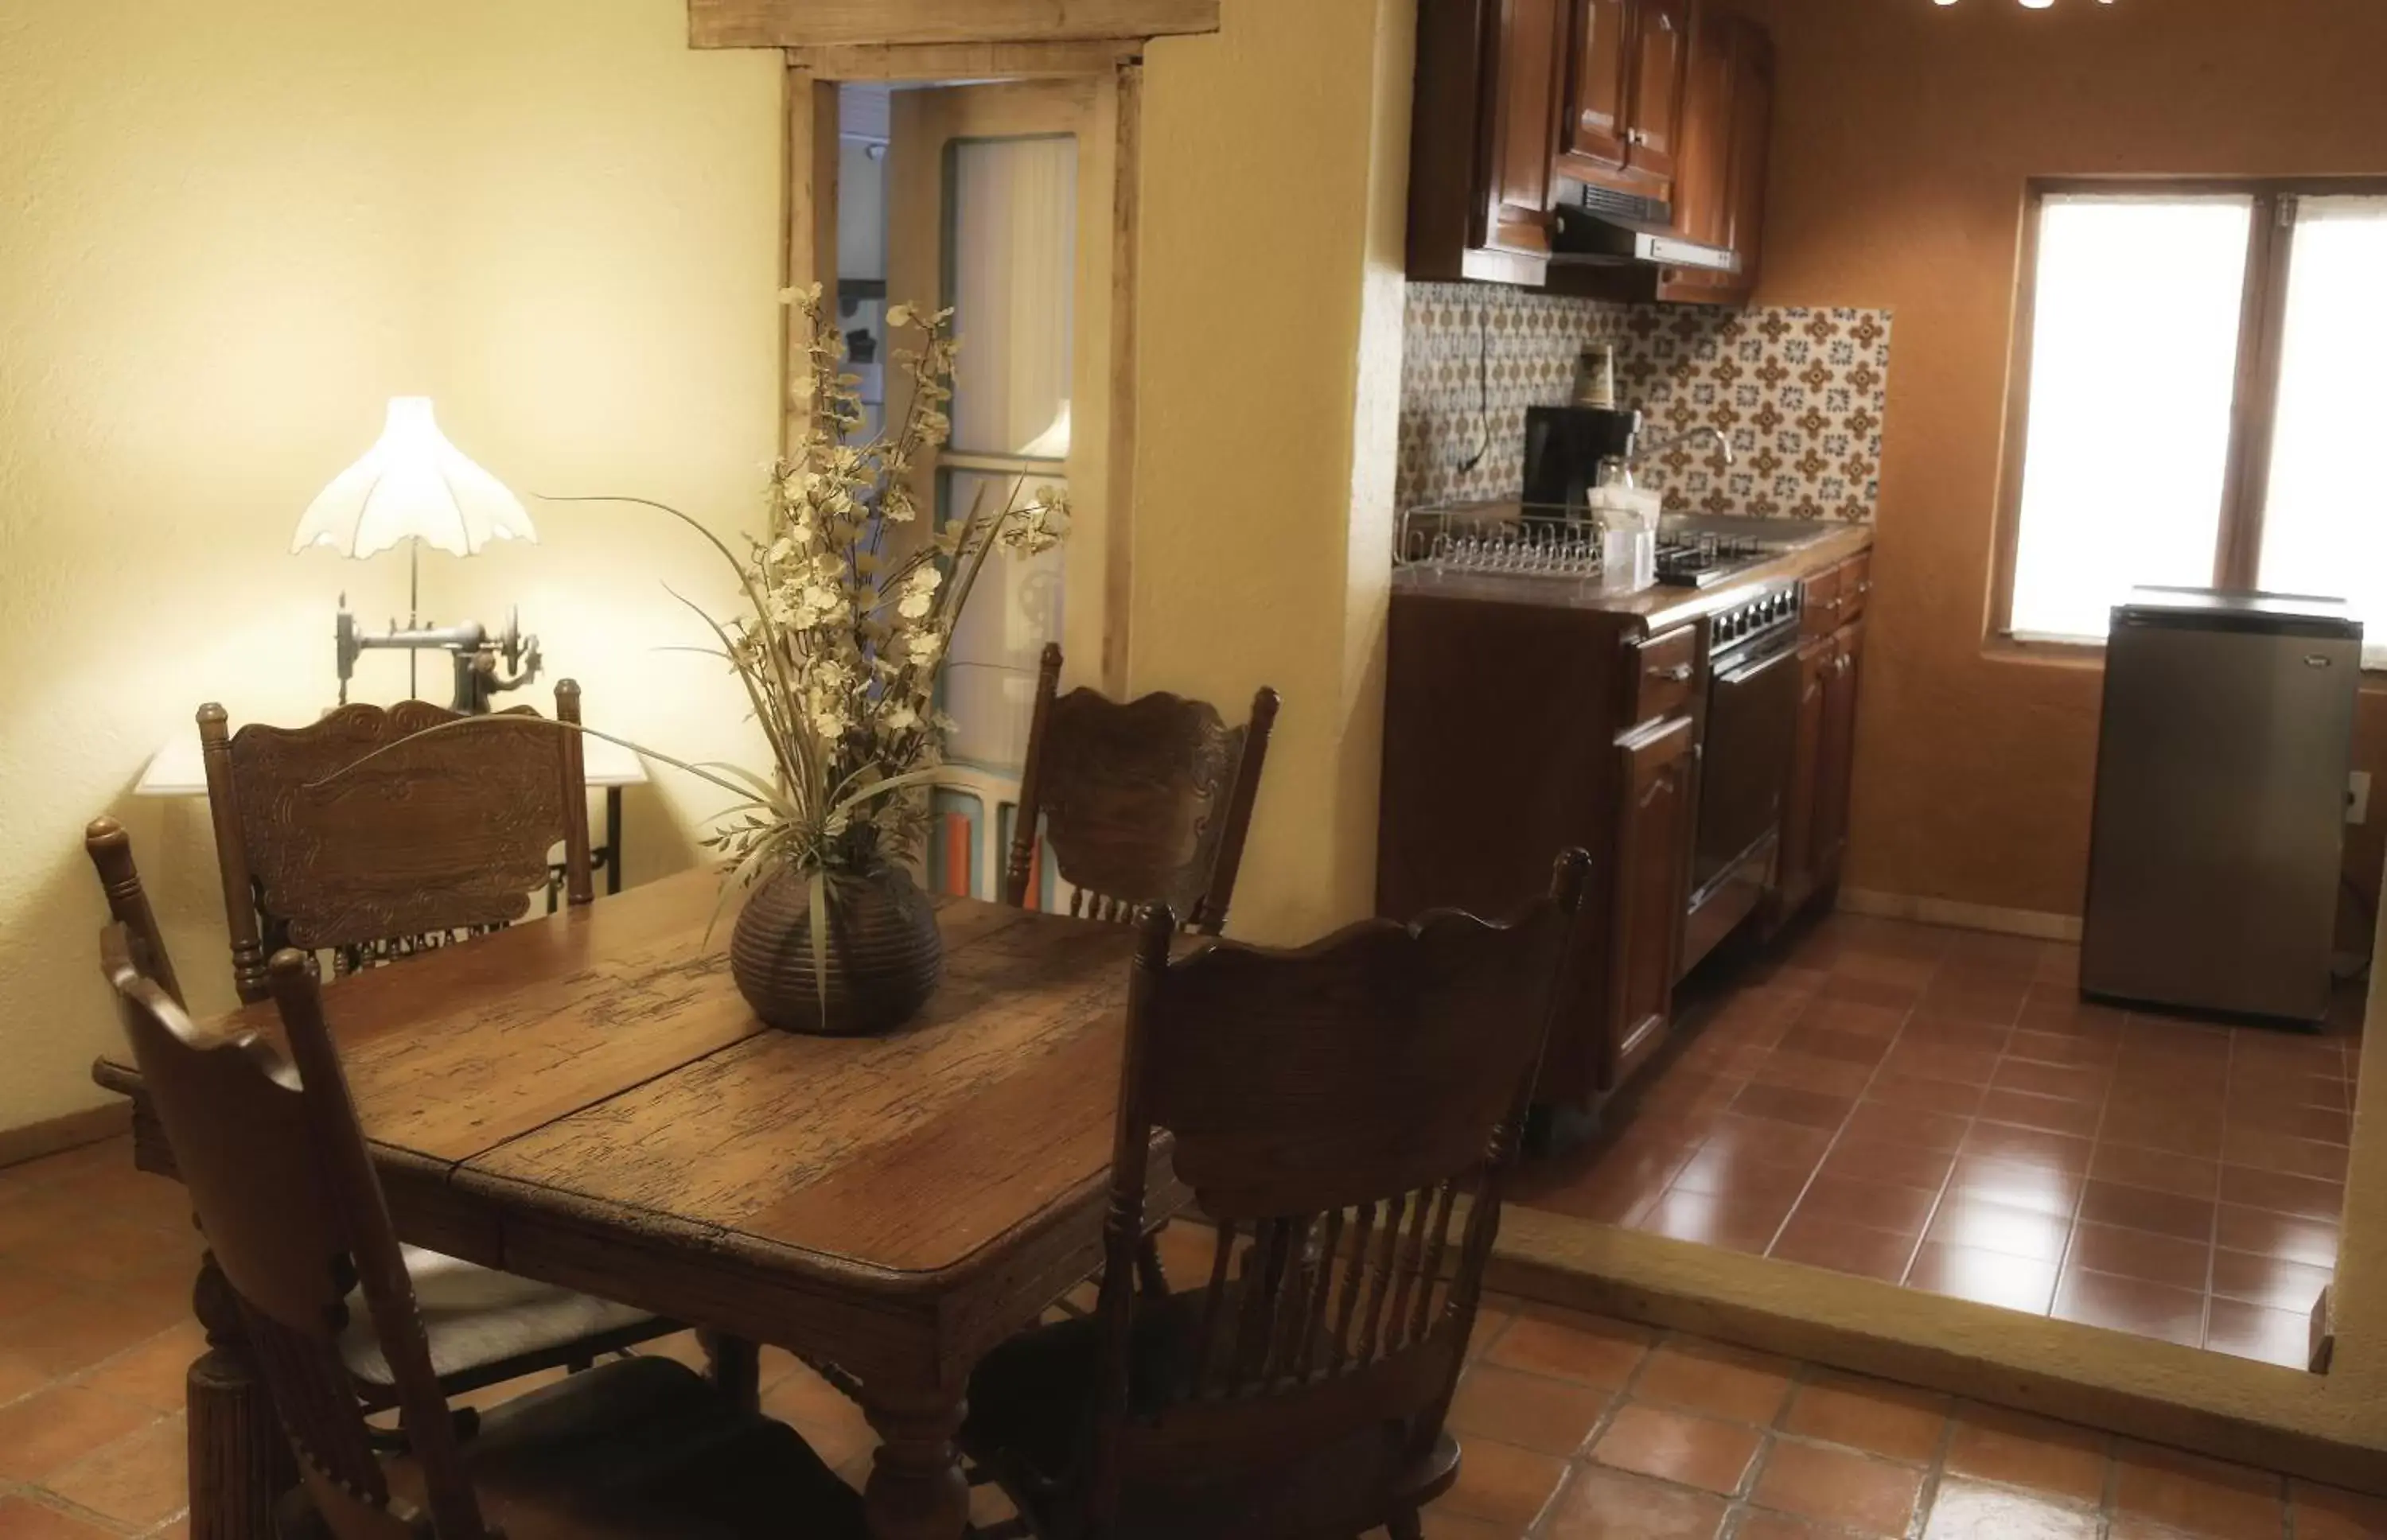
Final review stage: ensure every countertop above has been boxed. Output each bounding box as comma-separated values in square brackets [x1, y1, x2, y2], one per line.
[1392, 511, 1874, 636]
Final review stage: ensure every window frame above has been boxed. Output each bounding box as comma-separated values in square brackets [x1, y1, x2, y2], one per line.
[1990, 176, 2387, 655]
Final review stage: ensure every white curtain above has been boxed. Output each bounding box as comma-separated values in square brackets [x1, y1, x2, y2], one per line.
[943, 135, 1078, 770]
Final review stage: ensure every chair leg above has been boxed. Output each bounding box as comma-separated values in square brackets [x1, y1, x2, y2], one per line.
[1134, 1232, 1170, 1298]
[700, 1330, 762, 1413]
[1385, 1509, 1424, 1540]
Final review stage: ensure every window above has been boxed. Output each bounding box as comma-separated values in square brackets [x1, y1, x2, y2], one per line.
[2001, 185, 2387, 663]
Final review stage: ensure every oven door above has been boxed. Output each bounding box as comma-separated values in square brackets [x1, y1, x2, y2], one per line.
[1684, 630, 1801, 970]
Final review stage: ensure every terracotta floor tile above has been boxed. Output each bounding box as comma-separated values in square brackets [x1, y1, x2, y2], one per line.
[1817, 1137, 1958, 1192]
[1945, 1403, 2109, 1506]
[0, 1384, 158, 1483]
[1880, 1041, 2003, 1087]
[1860, 1070, 1988, 1118]
[1793, 1174, 1941, 1235]
[1904, 1242, 2058, 1314]
[0, 1497, 121, 1538]
[1841, 1103, 1970, 1153]
[40, 1412, 187, 1530]
[2219, 1126, 2350, 1184]
[2111, 1438, 2286, 1540]
[2202, 1298, 2314, 1370]
[2089, 1142, 2220, 1201]
[2214, 1204, 2338, 1269]
[2016, 990, 2124, 1032]
[1902, 1017, 2016, 1057]
[2217, 1165, 2344, 1221]
[1991, 1057, 2112, 1106]
[1447, 1363, 1609, 1456]
[1730, 1083, 1858, 1132]
[1779, 1370, 1949, 1463]
[1750, 1051, 1877, 1100]
[2099, 1103, 2225, 1161]
[1631, 1340, 1797, 1425]
[1589, 1402, 1761, 1495]
[1921, 1478, 2100, 1540]
[1976, 1087, 2105, 1140]
[2062, 1224, 2210, 1292]
[1438, 1435, 1569, 1528]
[2076, 1181, 2216, 1243]
[1832, 947, 1942, 986]
[1926, 1198, 2073, 1264]
[1959, 1122, 2092, 1176]
[2288, 1479, 2387, 1540]
[1636, 1186, 1797, 1254]
[1766, 1212, 1918, 1284]
[1539, 1466, 1731, 1540]
[2053, 1268, 2206, 1348]
[1779, 1023, 1897, 1065]
[2224, 1095, 2350, 1148]
[1943, 931, 2052, 974]
[2208, 1249, 2331, 1315]
[1813, 974, 1924, 1013]
[1696, 1115, 1839, 1171]
[1750, 1439, 1924, 1534]
[1485, 1308, 1652, 1390]
[1942, 1156, 2082, 1219]
[2007, 1028, 2122, 1069]
[1731, 1513, 1852, 1540]
[1418, 1509, 1517, 1540]
[1669, 1145, 1820, 1204]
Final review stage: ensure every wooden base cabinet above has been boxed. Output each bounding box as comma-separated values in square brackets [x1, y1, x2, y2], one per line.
[1772, 552, 1871, 925]
[1606, 716, 1698, 1091]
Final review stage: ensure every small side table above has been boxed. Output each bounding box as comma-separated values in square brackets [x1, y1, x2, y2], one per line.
[134, 729, 649, 897]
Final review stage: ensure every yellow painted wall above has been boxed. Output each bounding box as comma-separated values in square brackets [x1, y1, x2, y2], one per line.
[0, 1, 785, 1130]
[1134, 0, 1415, 944]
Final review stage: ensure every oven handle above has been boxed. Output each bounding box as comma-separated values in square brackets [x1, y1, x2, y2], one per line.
[1715, 635, 1800, 687]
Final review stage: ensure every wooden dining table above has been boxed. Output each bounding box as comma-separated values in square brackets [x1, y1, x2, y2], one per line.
[92, 868, 1179, 1540]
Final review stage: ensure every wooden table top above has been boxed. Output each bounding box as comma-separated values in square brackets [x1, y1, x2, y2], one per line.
[95, 870, 1144, 1289]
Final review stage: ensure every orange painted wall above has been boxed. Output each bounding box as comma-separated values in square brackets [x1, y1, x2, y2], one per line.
[1730, 0, 2387, 927]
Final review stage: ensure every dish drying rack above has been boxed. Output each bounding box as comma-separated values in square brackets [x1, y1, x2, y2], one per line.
[1396, 504, 1606, 580]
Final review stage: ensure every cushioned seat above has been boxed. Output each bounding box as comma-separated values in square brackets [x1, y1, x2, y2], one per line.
[306, 1355, 871, 1540]
[340, 1246, 661, 1388]
[960, 1288, 1458, 1540]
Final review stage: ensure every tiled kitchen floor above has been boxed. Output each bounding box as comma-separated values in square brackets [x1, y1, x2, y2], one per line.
[0, 1138, 2378, 1539]
[1513, 912, 2361, 1367]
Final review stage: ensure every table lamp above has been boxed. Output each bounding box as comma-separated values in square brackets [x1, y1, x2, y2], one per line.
[293, 397, 544, 712]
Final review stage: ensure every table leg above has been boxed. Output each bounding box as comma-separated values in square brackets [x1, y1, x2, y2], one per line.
[606, 786, 624, 896]
[187, 1252, 288, 1540]
[699, 1329, 761, 1413]
[860, 1385, 971, 1540]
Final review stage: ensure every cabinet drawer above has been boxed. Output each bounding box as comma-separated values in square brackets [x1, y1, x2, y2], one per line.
[1801, 563, 1844, 639]
[1837, 551, 1873, 624]
[1626, 625, 1701, 727]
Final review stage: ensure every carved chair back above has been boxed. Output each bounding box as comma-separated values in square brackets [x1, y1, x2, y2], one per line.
[100, 931, 491, 1540]
[200, 682, 594, 1002]
[85, 816, 185, 1005]
[1003, 644, 1278, 935]
[1082, 850, 1591, 1538]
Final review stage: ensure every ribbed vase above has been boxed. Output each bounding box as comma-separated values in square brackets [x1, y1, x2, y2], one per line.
[729, 864, 943, 1036]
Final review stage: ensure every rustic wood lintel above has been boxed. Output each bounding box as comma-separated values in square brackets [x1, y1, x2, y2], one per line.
[689, 0, 1221, 50]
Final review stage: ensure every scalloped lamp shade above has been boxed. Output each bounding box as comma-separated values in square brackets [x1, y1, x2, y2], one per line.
[290, 397, 536, 559]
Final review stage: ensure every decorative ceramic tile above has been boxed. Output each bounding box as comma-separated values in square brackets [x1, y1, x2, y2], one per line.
[1400, 284, 1894, 524]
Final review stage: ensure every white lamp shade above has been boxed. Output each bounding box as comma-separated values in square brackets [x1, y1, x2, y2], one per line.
[290, 397, 536, 558]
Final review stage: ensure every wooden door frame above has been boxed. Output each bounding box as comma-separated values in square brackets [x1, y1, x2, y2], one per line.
[781, 51, 1140, 698]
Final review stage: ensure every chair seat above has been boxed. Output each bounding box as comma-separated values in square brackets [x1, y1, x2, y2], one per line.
[340, 1246, 662, 1388]
[960, 1289, 1456, 1540]
[361, 1355, 870, 1539]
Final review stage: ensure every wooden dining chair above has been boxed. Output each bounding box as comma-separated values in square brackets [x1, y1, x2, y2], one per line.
[197, 683, 594, 1005]
[959, 849, 1591, 1540]
[1004, 644, 1279, 937]
[99, 931, 870, 1540]
[84, 814, 678, 1417]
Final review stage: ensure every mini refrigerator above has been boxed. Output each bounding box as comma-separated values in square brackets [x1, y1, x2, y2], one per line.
[2081, 588, 2362, 1025]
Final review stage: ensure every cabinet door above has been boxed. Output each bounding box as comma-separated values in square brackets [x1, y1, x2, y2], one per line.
[1665, 5, 1735, 251]
[1622, 0, 1691, 187]
[1560, 0, 1636, 175]
[1815, 616, 1867, 884]
[1604, 715, 1697, 1091]
[1480, 0, 1570, 258]
[1716, 18, 1774, 298]
[1774, 635, 1834, 915]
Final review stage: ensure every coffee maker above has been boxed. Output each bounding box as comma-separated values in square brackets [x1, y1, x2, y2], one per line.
[1523, 405, 1644, 515]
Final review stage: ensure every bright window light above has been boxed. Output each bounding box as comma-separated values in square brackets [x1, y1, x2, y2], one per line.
[2007, 196, 2251, 643]
[2256, 197, 2387, 664]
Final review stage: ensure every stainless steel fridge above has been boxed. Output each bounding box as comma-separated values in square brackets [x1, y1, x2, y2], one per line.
[2081, 588, 2362, 1025]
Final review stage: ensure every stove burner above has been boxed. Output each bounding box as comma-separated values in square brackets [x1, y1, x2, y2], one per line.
[1653, 531, 1778, 588]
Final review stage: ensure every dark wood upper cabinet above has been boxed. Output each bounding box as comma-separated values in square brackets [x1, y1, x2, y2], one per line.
[1408, 0, 1570, 284]
[1560, 0, 1635, 177]
[1621, 0, 1691, 186]
[1655, 9, 1773, 305]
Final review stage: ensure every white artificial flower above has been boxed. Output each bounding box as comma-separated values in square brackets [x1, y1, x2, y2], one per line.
[898, 589, 934, 620]
[886, 303, 915, 329]
[882, 703, 919, 732]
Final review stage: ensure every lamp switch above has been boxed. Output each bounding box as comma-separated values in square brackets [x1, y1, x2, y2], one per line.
[2350, 772, 2371, 826]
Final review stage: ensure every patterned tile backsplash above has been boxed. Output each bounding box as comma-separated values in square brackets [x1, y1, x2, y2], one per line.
[1398, 282, 1893, 523]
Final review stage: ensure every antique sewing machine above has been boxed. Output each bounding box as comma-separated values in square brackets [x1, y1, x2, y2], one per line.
[333, 595, 543, 714]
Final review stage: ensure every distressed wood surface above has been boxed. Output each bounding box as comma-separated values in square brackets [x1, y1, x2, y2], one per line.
[690, 0, 1219, 49]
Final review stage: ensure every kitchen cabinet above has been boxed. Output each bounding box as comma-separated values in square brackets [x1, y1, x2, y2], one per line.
[1560, 0, 1634, 175]
[1770, 554, 1868, 923]
[1654, 10, 1771, 304]
[1815, 613, 1866, 886]
[1606, 714, 1698, 1089]
[1408, 0, 1571, 285]
[1774, 635, 1833, 918]
[1556, 0, 1688, 196]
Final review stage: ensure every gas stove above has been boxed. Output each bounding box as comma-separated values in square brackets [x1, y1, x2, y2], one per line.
[1653, 530, 1787, 589]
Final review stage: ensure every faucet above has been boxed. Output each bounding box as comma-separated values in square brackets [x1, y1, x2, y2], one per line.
[1599, 423, 1738, 492]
